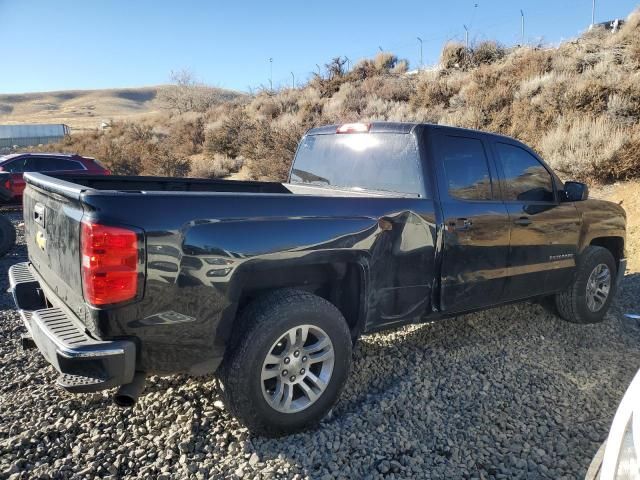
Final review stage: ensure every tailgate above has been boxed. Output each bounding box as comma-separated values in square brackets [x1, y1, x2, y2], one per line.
[23, 175, 86, 318]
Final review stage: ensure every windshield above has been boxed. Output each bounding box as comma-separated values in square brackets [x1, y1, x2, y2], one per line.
[290, 132, 425, 197]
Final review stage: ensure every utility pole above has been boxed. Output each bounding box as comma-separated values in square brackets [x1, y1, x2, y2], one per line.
[463, 25, 469, 49]
[344, 56, 351, 71]
[378, 46, 384, 52]
[269, 58, 273, 92]
[417, 37, 423, 68]
[290, 72, 295, 89]
[591, 0, 596, 28]
[520, 10, 525, 46]
[316, 63, 321, 76]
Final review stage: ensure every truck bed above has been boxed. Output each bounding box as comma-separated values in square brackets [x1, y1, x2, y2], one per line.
[21, 171, 436, 377]
[28, 174, 413, 198]
[42, 174, 292, 194]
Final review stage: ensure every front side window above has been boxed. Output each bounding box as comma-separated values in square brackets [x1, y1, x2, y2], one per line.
[495, 143, 554, 202]
[441, 136, 493, 201]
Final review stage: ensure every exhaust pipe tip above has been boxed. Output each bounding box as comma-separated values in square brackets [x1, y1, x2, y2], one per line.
[113, 372, 146, 408]
[113, 393, 137, 408]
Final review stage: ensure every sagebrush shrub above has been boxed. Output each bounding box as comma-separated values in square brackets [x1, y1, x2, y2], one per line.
[190, 154, 243, 178]
[539, 116, 629, 181]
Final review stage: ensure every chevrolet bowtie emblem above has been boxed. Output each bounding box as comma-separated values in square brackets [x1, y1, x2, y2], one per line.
[36, 230, 47, 251]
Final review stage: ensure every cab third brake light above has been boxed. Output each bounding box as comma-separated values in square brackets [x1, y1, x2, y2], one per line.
[336, 123, 370, 134]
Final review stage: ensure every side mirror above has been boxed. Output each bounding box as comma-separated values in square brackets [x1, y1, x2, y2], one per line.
[563, 181, 589, 202]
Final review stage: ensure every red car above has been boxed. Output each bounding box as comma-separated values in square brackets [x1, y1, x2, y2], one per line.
[0, 153, 110, 202]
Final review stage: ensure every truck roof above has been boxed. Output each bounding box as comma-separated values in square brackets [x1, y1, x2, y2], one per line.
[306, 121, 525, 144]
[307, 122, 418, 135]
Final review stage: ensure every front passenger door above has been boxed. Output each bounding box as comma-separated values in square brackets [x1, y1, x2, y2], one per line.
[493, 141, 581, 300]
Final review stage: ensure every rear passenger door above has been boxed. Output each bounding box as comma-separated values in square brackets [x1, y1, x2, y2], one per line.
[431, 131, 510, 313]
[492, 141, 581, 299]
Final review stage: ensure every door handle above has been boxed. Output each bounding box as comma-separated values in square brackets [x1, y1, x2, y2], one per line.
[452, 217, 473, 231]
[514, 217, 532, 226]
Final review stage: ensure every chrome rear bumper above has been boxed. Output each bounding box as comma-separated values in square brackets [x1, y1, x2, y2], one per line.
[9, 262, 136, 393]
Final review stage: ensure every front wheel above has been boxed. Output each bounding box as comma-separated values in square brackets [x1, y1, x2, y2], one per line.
[555, 246, 617, 324]
[219, 289, 352, 436]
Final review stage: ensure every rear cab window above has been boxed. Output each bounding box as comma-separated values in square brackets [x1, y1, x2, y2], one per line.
[290, 130, 427, 197]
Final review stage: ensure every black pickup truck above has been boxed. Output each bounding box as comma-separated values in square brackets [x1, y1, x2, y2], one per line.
[9, 122, 626, 436]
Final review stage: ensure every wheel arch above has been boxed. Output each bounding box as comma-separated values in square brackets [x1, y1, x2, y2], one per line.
[587, 236, 625, 267]
[219, 254, 369, 347]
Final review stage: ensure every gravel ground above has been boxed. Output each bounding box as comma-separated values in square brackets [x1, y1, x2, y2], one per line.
[1, 210, 640, 480]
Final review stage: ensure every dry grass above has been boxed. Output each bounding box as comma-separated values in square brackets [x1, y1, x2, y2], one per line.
[26, 7, 640, 184]
[0, 86, 242, 131]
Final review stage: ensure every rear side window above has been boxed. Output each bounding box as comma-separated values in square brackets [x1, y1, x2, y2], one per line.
[3, 158, 27, 172]
[290, 133, 426, 197]
[495, 143, 554, 202]
[23, 157, 84, 172]
[440, 136, 493, 201]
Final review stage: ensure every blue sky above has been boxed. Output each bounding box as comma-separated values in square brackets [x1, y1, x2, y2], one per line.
[0, 0, 638, 94]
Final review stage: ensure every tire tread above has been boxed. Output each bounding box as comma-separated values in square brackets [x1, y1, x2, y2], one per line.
[555, 246, 616, 324]
[219, 289, 351, 436]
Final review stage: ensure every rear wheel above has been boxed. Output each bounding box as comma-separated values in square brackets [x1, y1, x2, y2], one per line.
[0, 215, 16, 257]
[555, 246, 616, 324]
[219, 289, 352, 436]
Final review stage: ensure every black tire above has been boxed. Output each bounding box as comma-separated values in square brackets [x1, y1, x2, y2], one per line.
[555, 246, 617, 324]
[0, 215, 16, 257]
[219, 289, 352, 437]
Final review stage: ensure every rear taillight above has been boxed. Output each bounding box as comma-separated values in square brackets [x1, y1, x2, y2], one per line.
[81, 221, 138, 306]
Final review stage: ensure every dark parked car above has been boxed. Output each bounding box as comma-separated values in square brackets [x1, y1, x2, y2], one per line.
[0, 153, 110, 202]
[9, 122, 626, 436]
